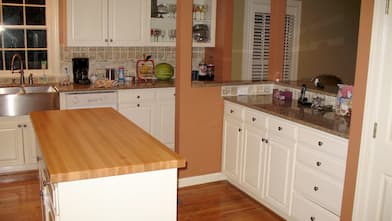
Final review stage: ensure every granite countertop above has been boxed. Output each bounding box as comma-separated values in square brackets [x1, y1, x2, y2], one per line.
[224, 95, 350, 138]
[56, 80, 175, 92]
[30, 108, 186, 183]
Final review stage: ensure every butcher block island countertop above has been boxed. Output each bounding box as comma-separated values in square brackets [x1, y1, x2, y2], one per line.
[30, 108, 186, 183]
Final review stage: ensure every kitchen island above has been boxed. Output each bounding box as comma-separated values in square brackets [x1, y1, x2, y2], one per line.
[30, 108, 185, 221]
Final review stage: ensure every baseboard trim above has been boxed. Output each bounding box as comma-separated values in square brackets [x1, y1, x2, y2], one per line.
[178, 172, 227, 188]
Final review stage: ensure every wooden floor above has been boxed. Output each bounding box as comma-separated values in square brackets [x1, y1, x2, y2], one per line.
[0, 172, 284, 221]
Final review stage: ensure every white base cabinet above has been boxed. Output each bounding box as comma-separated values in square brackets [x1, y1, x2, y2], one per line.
[118, 88, 175, 150]
[0, 116, 37, 173]
[221, 101, 348, 220]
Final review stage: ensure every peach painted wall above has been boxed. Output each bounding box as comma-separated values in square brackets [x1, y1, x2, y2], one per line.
[205, 0, 233, 82]
[340, 0, 374, 219]
[269, 0, 286, 80]
[176, 0, 224, 178]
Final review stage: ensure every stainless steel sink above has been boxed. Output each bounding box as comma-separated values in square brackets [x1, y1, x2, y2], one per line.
[24, 85, 57, 93]
[0, 87, 24, 95]
[0, 85, 59, 117]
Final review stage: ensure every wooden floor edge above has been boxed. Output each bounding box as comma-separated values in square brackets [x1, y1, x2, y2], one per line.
[0, 170, 39, 184]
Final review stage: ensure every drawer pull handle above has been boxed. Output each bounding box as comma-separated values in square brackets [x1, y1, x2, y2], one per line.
[238, 128, 242, 132]
[316, 161, 322, 167]
[137, 95, 140, 99]
[265, 139, 269, 144]
[318, 141, 323, 146]
[262, 138, 265, 143]
[230, 109, 234, 114]
[17, 124, 22, 128]
[278, 126, 283, 131]
[252, 117, 256, 122]
[137, 104, 140, 107]
[310, 216, 316, 221]
[313, 186, 319, 191]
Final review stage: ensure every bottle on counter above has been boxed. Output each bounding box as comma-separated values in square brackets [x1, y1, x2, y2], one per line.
[118, 66, 125, 82]
[41, 60, 48, 83]
[198, 62, 208, 81]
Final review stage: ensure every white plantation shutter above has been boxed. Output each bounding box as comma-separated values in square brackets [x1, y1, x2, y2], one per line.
[283, 14, 295, 81]
[243, 0, 300, 81]
[250, 12, 271, 80]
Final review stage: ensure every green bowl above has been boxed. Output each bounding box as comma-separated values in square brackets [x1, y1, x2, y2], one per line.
[155, 63, 174, 80]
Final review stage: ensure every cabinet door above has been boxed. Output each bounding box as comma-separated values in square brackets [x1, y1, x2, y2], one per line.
[153, 101, 175, 150]
[222, 117, 243, 182]
[119, 103, 152, 133]
[264, 136, 295, 216]
[0, 121, 24, 167]
[109, 0, 146, 46]
[23, 121, 37, 165]
[67, 0, 108, 46]
[241, 125, 267, 198]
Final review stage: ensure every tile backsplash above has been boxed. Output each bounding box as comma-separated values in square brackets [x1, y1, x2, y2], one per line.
[60, 46, 205, 80]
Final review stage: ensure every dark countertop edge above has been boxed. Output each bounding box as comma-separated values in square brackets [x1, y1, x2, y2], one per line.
[56, 82, 175, 92]
[192, 80, 337, 97]
[224, 97, 349, 139]
[192, 80, 272, 87]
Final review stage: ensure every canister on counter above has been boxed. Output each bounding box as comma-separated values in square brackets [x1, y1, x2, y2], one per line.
[207, 64, 215, 81]
[198, 63, 208, 81]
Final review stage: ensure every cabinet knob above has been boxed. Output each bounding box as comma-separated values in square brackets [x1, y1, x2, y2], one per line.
[252, 117, 256, 122]
[23, 124, 27, 128]
[316, 161, 322, 167]
[310, 216, 316, 221]
[110, 39, 113, 42]
[313, 186, 319, 191]
[261, 138, 265, 142]
[17, 124, 22, 128]
[238, 128, 242, 132]
[105, 39, 108, 42]
[265, 139, 269, 144]
[137, 95, 140, 99]
[230, 109, 234, 114]
[278, 126, 283, 131]
[137, 104, 140, 107]
[318, 141, 323, 146]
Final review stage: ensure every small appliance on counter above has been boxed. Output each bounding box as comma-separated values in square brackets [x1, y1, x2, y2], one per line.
[72, 58, 90, 85]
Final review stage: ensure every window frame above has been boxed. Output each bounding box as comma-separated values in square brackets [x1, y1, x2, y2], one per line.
[0, 0, 60, 78]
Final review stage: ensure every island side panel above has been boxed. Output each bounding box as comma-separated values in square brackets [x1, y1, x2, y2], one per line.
[57, 168, 178, 221]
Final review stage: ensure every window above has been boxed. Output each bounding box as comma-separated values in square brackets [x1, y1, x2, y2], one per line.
[242, 0, 301, 81]
[0, 0, 47, 71]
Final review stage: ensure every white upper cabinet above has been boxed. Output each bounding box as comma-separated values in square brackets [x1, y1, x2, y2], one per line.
[67, 0, 147, 47]
[109, 0, 146, 46]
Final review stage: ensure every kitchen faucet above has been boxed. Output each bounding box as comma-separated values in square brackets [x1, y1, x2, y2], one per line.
[10, 54, 25, 85]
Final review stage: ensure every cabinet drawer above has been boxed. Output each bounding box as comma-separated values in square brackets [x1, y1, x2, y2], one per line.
[268, 117, 297, 140]
[298, 127, 348, 160]
[294, 164, 343, 216]
[156, 88, 175, 100]
[292, 193, 339, 221]
[224, 101, 244, 120]
[118, 89, 155, 103]
[244, 109, 267, 129]
[297, 146, 346, 181]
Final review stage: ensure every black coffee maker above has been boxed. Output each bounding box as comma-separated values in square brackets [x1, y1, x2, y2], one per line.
[72, 58, 90, 85]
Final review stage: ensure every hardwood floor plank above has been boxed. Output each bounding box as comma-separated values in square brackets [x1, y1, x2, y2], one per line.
[0, 177, 284, 221]
[178, 181, 285, 221]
